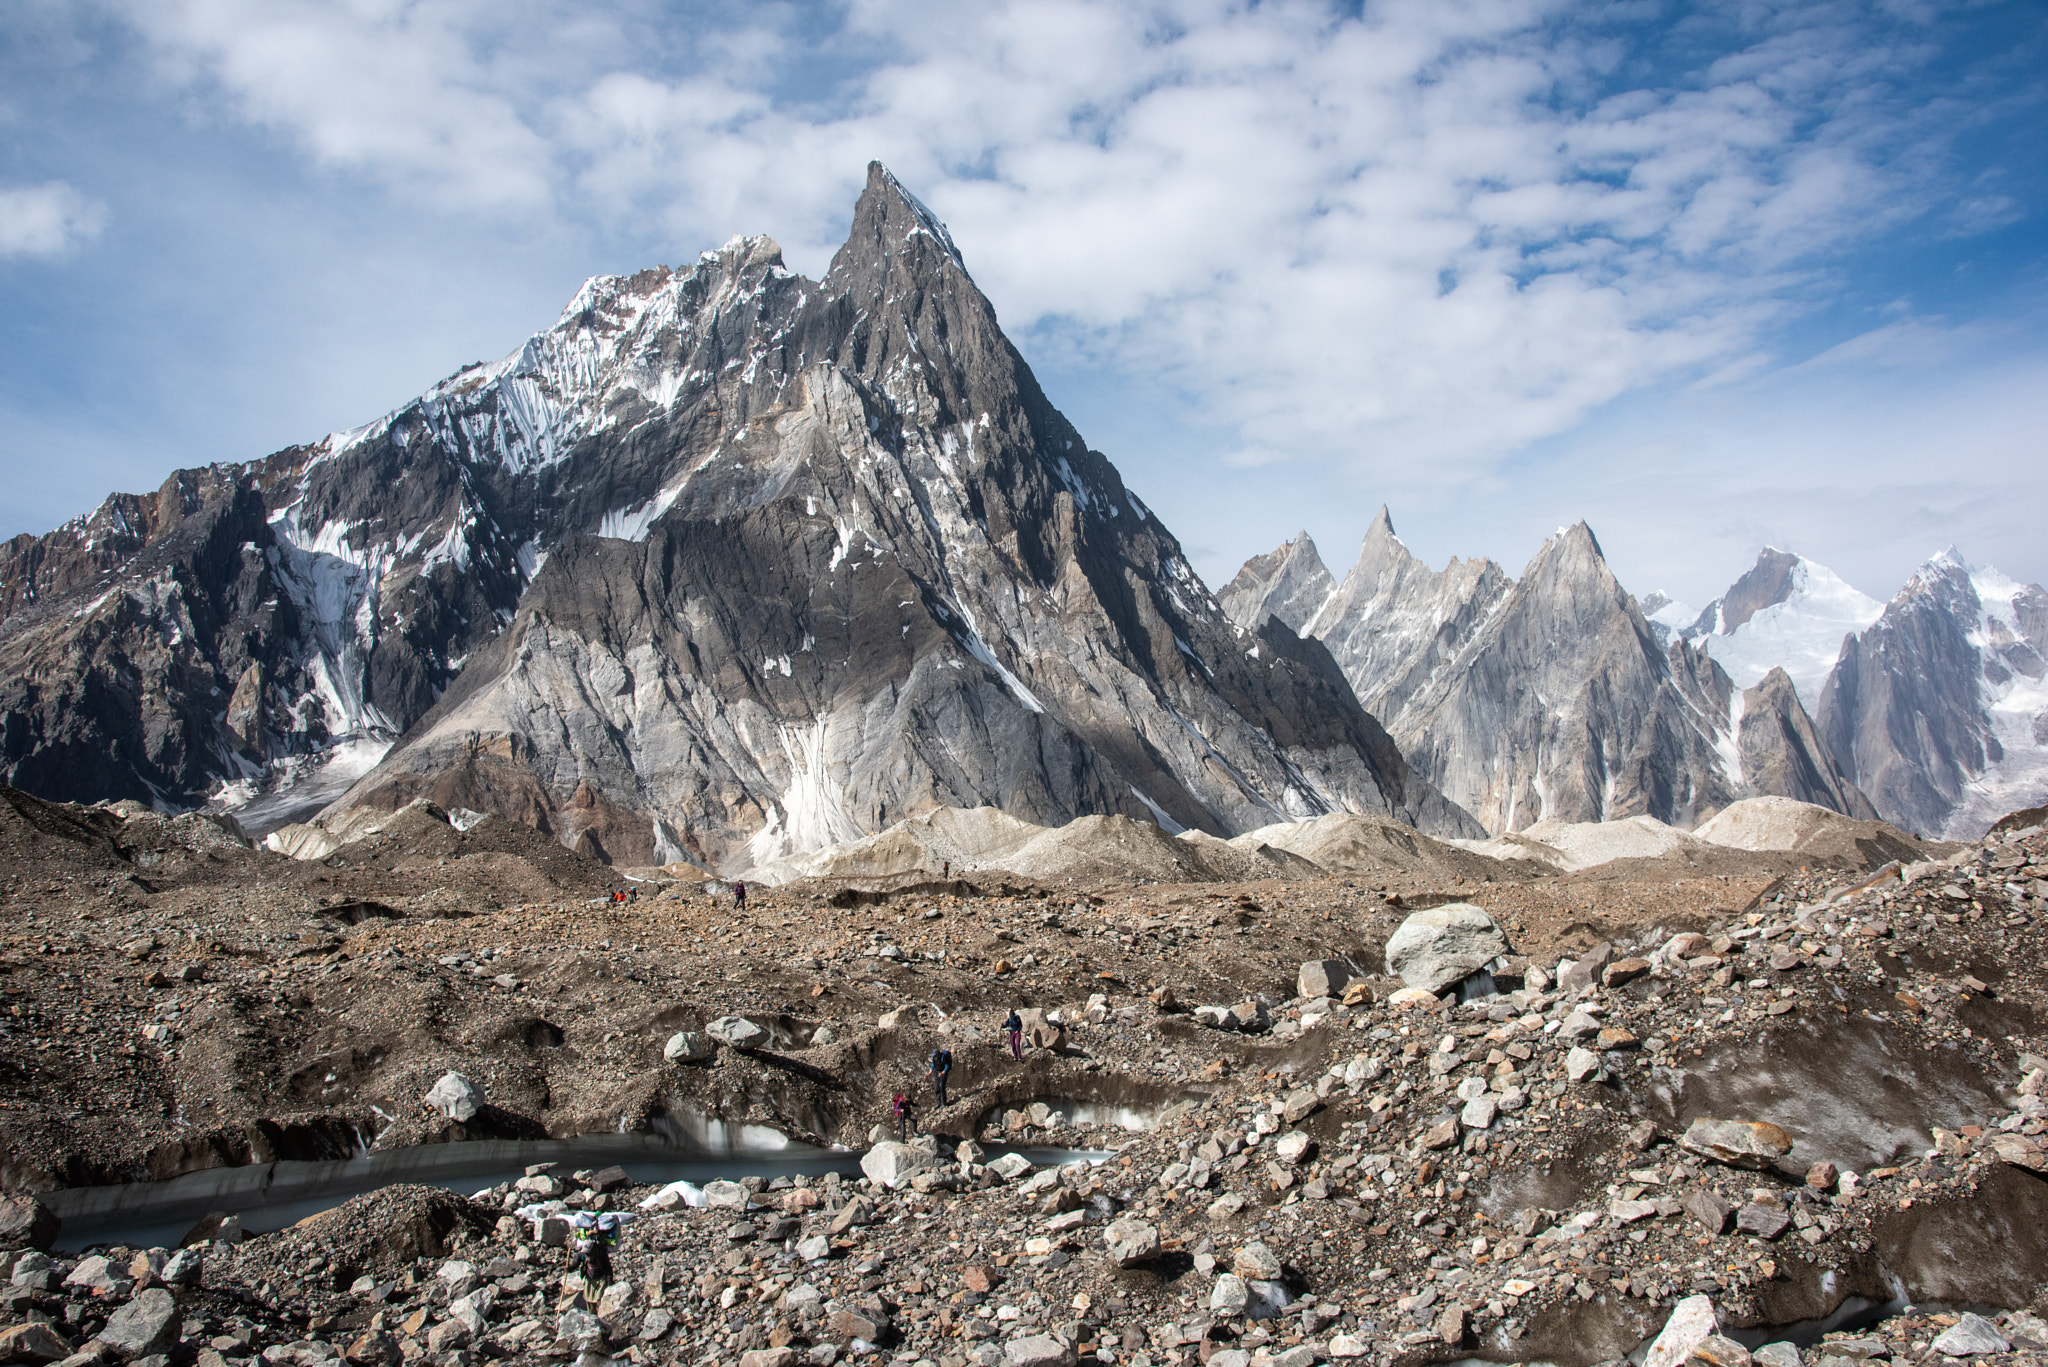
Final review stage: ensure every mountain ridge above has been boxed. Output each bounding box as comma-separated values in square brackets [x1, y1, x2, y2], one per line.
[0, 163, 1479, 870]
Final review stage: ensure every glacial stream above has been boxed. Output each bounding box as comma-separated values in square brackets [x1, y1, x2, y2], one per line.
[43, 1136, 1106, 1253]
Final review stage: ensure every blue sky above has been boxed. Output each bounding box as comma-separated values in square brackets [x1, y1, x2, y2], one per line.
[2, 0, 2043, 609]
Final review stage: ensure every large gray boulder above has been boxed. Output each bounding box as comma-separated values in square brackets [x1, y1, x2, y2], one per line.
[707, 1016, 770, 1050]
[1678, 1118, 1794, 1170]
[100, 1288, 181, 1357]
[1296, 959, 1353, 1000]
[1103, 1217, 1159, 1267]
[1384, 904, 1510, 993]
[0, 1196, 58, 1251]
[663, 1031, 716, 1063]
[422, 1072, 483, 1123]
[860, 1141, 937, 1190]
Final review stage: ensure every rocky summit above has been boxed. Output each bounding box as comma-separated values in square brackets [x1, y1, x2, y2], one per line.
[0, 164, 1466, 872]
[1223, 518, 2048, 842]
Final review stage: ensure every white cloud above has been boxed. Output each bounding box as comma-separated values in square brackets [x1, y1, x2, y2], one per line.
[0, 181, 106, 257]
[117, 0, 558, 209]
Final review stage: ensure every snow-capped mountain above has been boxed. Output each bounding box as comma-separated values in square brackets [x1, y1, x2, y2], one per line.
[1681, 548, 1883, 710]
[1817, 548, 2048, 839]
[0, 164, 1476, 868]
[1222, 513, 1865, 834]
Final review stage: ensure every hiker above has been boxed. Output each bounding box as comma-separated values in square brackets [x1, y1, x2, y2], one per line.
[734, 880, 747, 911]
[891, 1090, 913, 1142]
[942, 860, 951, 878]
[929, 1045, 953, 1106]
[573, 1214, 616, 1291]
[1004, 1009, 1023, 1061]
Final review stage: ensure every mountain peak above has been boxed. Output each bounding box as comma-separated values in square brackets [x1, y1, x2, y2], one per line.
[826, 161, 969, 292]
[1716, 546, 1802, 634]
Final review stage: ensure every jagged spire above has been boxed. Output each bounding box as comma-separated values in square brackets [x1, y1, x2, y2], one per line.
[824, 161, 971, 295]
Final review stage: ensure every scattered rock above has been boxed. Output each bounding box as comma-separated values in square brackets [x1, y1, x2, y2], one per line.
[1930, 1313, 2010, 1356]
[1643, 1294, 1719, 1367]
[1296, 959, 1353, 999]
[0, 1196, 58, 1252]
[662, 1030, 715, 1063]
[1678, 1118, 1794, 1169]
[706, 1016, 770, 1049]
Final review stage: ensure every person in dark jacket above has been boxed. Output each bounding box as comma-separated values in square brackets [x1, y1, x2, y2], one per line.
[1004, 1009, 1023, 1061]
[929, 1046, 953, 1106]
[891, 1091, 913, 1142]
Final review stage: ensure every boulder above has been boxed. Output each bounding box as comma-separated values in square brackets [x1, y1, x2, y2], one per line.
[1565, 1047, 1602, 1082]
[1643, 1295, 1719, 1367]
[987, 1153, 1034, 1181]
[1678, 1118, 1794, 1169]
[1232, 1241, 1281, 1279]
[0, 1322, 72, 1363]
[1018, 1008, 1065, 1050]
[100, 1288, 181, 1357]
[161, 1248, 203, 1287]
[1931, 1313, 2011, 1356]
[1103, 1218, 1159, 1267]
[860, 1141, 937, 1190]
[1603, 957, 1652, 988]
[422, 1071, 483, 1123]
[1735, 1203, 1790, 1240]
[1384, 905, 1510, 993]
[1194, 1005, 1238, 1030]
[0, 1197, 58, 1252]
[702, 1180, 750, 1210]
[1246, 1279, 1293, 1319]
[1296, 960, 1353, 1000]
[707, 1016, 770, 1049]
[1559, 942, 1613, 993]
[663, 1031, 716, 1063]
[1210, 1273, 1250, 1314]
[1004, 1336, 1076, 1367]
[0, 1319, 72, 1360]
[1685, 1336, 1754, 1367]
[1679, 1189, 1731, 1235]
[1387, 986, 1442, 1009]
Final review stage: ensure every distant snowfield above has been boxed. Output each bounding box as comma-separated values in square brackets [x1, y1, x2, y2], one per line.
[1699, 558, 1882, 708]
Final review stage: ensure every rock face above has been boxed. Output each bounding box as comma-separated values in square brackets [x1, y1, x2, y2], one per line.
[1225, 513, 1872, 835]
[1816, 549, 2048, 838]
[0, 164, 1474, 867]
[1222, 508, 1509, 733]
[1735, 668, 1879, 820]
